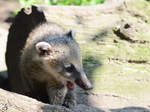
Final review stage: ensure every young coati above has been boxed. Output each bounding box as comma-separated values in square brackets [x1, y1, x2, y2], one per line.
[9, 22, 93, 108]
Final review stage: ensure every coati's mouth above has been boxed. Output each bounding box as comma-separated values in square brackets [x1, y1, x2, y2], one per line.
[67, 81, 75, 90]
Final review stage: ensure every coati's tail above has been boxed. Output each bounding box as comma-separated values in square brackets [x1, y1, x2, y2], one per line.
[75, 71, 93, 90]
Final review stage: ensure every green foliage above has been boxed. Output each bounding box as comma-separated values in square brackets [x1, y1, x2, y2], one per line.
[49, 0, 105, 5]
[19, 0, 43, 7]
[12, 10, 19, 17]
[18, 0, 105, 7]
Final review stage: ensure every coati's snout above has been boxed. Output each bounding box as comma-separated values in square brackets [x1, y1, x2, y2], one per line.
[75, 71, 93, 90]
[64, 64, 93, 90]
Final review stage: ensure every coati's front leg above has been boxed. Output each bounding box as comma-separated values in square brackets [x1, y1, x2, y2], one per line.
[63, 89, 77, 109]
[47, 85, 67, 105]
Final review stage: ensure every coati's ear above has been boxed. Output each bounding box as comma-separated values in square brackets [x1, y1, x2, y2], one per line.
[35, 41, 52, 56]
[67, 30, 75, 38]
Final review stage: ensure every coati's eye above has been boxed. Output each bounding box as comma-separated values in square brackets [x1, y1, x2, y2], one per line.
[64, 64, 74, 73]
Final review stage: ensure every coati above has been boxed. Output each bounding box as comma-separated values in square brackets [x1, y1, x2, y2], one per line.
[6, 22, 93, 108]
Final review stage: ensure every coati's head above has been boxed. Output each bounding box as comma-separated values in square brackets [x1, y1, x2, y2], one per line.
[35, 30, 93, 90]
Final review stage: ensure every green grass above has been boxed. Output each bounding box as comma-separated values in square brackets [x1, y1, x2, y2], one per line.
[49, 0, 105, 5]
[18, 0, 105, 7]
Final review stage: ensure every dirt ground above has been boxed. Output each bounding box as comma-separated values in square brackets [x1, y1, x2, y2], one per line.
[0, 0, 150, 112]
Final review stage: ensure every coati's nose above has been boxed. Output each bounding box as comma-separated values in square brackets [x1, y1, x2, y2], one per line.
[85, 83, 93, 90]
[75, 71, 93, 90]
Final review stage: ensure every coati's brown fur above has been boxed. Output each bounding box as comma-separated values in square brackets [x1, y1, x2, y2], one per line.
[7, 22, 92, 108]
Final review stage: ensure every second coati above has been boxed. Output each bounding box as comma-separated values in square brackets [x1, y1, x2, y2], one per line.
[7, 22, 93, 108]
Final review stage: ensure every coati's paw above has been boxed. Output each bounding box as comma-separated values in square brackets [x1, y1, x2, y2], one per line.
[63, 99, 77, 109]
